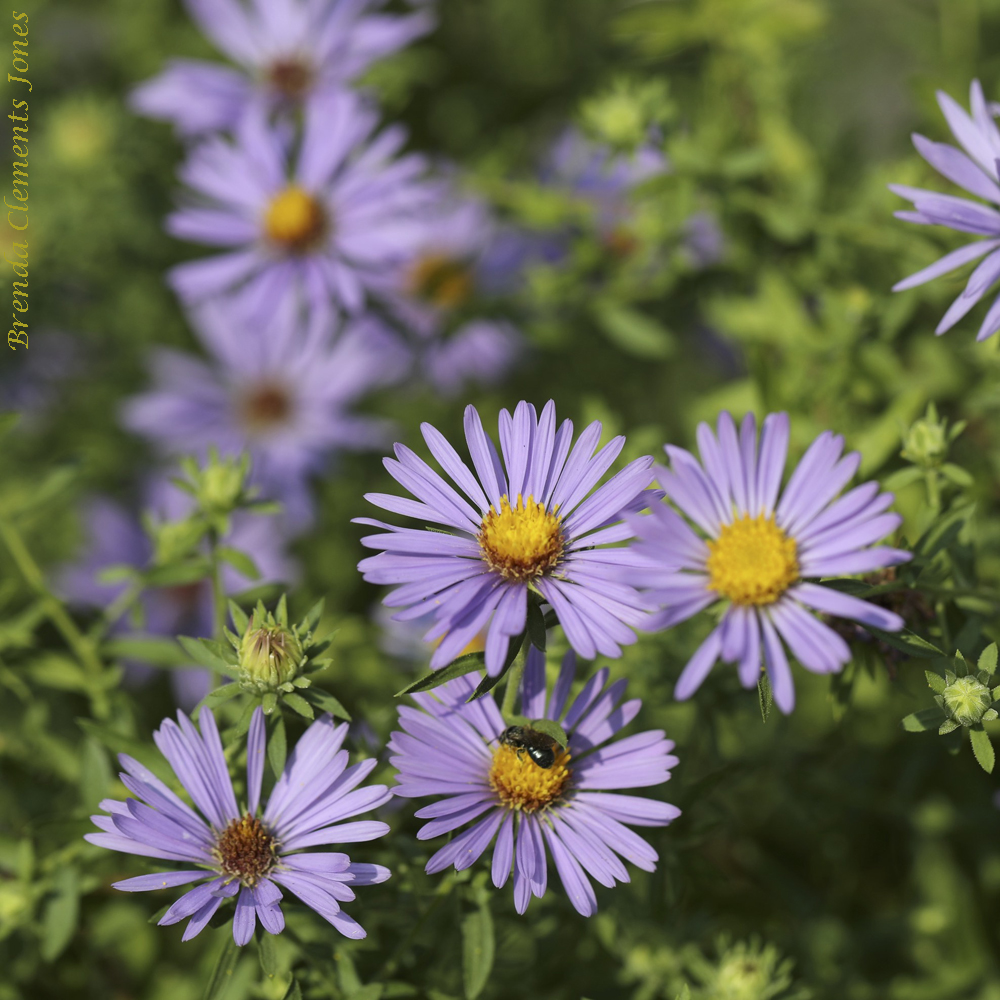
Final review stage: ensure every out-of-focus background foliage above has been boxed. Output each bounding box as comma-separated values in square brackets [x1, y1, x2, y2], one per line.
[6, 0, 1000, 997]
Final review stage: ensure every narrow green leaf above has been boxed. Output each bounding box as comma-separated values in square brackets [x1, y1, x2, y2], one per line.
[257, 929, 278, 977]
[528, 718, 567, 747]
[268, 714, 287, 780]
[228, 600, 250, 636]
[283, 692, 315, 719]
[281, 980, 303, 1000]
[525, 601, 547, 651]
[970, 727, 996, 773]
[202, 932, 240, 1000]
[199, 682, 243, 712]
[395, 652, 486, 698]
[866, 626, 943, 659]
[902, 708, 947, 732]
[924, 670, 947, 694]
[262, 692, 278, 714]
[979, 643, 998, 677]
[40, 867, 79, 961]
[234, 697, 259, 738]
[302, 598, 325, 634]
[306, 688, 351, 720]
[218, 546, 260, 581]
[276, 593, 288, 626]
[461, 903, 495, 1000]
[939, 719, 960, 735]
[941, 462, 973, 487]
[177, 635, 233, 671]
[468, 633, 526, 701]
[757, 670, 772, 723]
[103, 636, 190, 667]
[142, 559, 213, 588]
[594, 302, 674, 359]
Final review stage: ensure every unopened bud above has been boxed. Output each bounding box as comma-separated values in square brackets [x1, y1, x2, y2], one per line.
[943, 675, 993, 726]
[901, 415, 948, 468]
[238, 622, 304, 692]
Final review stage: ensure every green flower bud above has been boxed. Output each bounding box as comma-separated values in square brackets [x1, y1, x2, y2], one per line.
[942, 674, 993, 726]
[238, 621, 305, 693]
[901, 418, 947, 468]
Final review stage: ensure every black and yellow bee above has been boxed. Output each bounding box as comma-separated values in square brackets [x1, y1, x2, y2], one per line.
[499, 725, 564, 769]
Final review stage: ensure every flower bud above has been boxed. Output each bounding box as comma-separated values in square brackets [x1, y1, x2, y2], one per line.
[901, 407, 948, 468]
[238, 621, 305, 692]
[942, 674, 993, 726]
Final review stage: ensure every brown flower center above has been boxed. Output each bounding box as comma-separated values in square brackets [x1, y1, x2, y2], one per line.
[240, 382, 293, 435]
[215, 814, 276, 886]
[267, 58, 313, 101]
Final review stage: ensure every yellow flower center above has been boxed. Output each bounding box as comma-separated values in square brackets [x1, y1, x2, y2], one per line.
[215, 814, 277, 886]
[405, 253, 474, 309]
[488, 743, 571, 813]
[706, 514, 799, 606]
[263, 186, 327, 252]
[478, 494, 564, 582]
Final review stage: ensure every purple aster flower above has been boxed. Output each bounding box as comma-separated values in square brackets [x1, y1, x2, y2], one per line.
[390, 650, 679, 916]
[121, 296, 408, 530]
[625, 412, 911, 713]
[891, 80, 1000, 340]
[167, 90, 437, 325]
[420, 319, 523, 396]
[355, 400, 655, 675]
[59, 475, 297, 708]
[86, 707, 391, 943]
[131, 0, 433, 138]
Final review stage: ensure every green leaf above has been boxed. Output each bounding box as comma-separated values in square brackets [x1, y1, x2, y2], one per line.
[281, 980, 303, 1000]
[882, 466, 924, 492]
[142, 559, 213, 588]
[282, 692, 315, 719]
[594, 302, 674, 359]
[306, 688, 351, 721]
[525, 601, 547, 651]
[234, 697, 259, 739]
[218, 545, 261, 581]
[757, 670, 772, 723]
[40, 867, 79, 961]
[528, 718, 567, 747]
[939, 719, 960, 735]
[461, 903, 495, 1000]
[395, 652, 486, 697]
[262, 692, 278, 714]
[902, 708, 947, 732]
[268, 713, 287, 780]
[866, 627, 943, 659]
[103, 636, 190, 668]
[177, 635, 233, 671]
[257, 929, 278, 978]
[468, 633, 526, 701]
[970, 727, 996, 773]
[276, 593, 289, 626]
[202, 932, 240, 1000]
[924, 670, 947, 694]
[979, 643, 998, 677]
[941, 462, 973, 487]
[228, 600, 250, 636]
[302, 598, 325, 634]
[199, 682, 243, 712]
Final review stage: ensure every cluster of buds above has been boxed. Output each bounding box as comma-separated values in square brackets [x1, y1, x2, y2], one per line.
[174, 448, 278, 536]
[903, 644, 1000, 773]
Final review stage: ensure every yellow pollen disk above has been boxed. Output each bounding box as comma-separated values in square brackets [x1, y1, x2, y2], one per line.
[477, 494, 564, 583]
[214, 814, 277, 887]
[406, 253, 474, 309]
[489, 744, 571, 813]
[706, 514, 799, 606]
[264, 186, 328, 252]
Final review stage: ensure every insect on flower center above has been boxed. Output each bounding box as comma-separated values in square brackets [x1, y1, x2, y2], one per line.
[706, 514, 799, 606]
[478, 494, 564, 582]
[240, 382, 293, 435]
[405, 253, 474, 309]
[264, 186, 328, 252]
[489, 744, 571, 813]
[215, 814, 277, 886]
[267, 57, 313, 101]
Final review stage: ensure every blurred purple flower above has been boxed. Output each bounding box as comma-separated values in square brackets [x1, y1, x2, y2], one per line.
[624, 412, 911, 713]
[390, 652, 679, 916]
[356, 400, 655, 675]
[87, 707, 392, 943]
[131, 0, 433, 137]
[891, 80, 1000, 340]
[121, 296, 408, 529]
[166, 91, 437, 326]
[60, 475, 297, 708]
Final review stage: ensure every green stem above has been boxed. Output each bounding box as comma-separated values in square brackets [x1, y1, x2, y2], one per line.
[501, 641, 528, 719]
[0, 517, 109, 718]
[92, 577, 145, 640]
[208, 527, 226, 641]
[925, 469, 942, 513]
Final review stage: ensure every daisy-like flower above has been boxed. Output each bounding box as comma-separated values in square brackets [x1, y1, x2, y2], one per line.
[891, 80, 1000, 341]
[390, 651, 679, 916]
[131, 0, 433, 138]
[355, 400, 656, 675]
[86, 707, 391, 943]
[121, 297, 408, 529]
[625, 412, 911, 713]
[167, 90, 437, 325]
